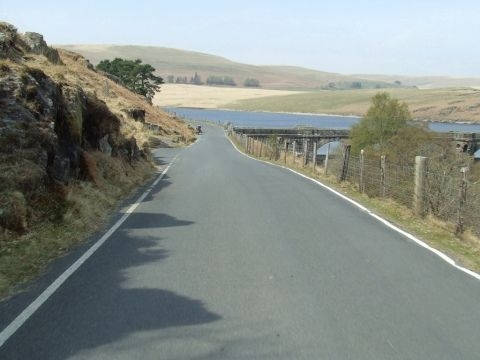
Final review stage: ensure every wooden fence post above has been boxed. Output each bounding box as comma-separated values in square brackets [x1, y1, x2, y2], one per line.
[324, 142, 330, 175]
[244, 135, 248, 151]
[312, 141, 317, 170]
[414, 156, 428, 217]
[284, 140, 288, 164]
[303, 139, 308, 166]
[455, 167, 469, 235]
[339, 144, 351, 181]
[380, 155, 386, 197]
[292, 140, 297, 165]
[259, 138, 263, 157]
[359, 149, 365, 193]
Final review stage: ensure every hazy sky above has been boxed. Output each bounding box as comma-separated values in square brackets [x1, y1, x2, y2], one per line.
[2, 0, 479, 77]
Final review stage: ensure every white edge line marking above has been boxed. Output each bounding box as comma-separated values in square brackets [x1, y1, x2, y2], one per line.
[227, 134, 480, 281]
[0, 154, 180, 348]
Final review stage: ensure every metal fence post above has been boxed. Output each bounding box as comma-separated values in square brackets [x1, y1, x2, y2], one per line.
[414, 156, 428, 217]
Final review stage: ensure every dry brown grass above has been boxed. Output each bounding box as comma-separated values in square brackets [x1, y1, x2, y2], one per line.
[26, 50, 195, 146]
[0, 153, 154, 298]
[0, 48, 195, 298]
[154, 84, 303, 109]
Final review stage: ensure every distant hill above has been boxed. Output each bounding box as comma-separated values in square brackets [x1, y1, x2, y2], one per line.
[57, 45, 401, 90]
[353, 74, 480, 89]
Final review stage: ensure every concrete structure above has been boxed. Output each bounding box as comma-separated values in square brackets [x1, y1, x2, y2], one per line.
[233, 127, 480, 156]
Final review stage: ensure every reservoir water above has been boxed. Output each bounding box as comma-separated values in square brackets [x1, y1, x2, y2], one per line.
[165, 107, 480, 157]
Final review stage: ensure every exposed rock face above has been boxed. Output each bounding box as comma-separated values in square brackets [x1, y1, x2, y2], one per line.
[23, 32, 62, 65]
[0, 22, 144, 232]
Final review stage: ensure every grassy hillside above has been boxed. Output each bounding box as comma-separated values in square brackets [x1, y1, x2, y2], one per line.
[225, 87, 480, 123]
[353, 74, 480, 89]
[58, 45, 480, 90]
[57, 44, 400, 90]
[0, 23, 195, 297]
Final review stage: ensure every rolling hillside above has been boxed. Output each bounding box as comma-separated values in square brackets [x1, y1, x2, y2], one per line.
[225, 87, 480, 123]
[57, 45, 480, 90]
[354, 74, 480, 89]
[57, 45, 400, 90]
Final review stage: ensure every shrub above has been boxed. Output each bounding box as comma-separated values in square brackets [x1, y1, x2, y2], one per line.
[350, 92, 410, 154]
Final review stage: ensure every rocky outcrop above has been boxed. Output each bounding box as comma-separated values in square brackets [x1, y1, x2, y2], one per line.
[0, 22, 146, 233]
[23, 32, 62, 64]
[0, 22, 62, 65]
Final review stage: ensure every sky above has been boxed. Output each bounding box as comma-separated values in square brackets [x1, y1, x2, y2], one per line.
[2, 0, 480, 77]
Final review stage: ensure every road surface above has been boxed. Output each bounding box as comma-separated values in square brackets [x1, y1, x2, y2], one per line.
[1, 125, 480, 359]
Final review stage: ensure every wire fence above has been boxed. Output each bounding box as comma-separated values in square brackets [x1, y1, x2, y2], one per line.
[231, 131, 480, 237]
[327, 145, 479, 236]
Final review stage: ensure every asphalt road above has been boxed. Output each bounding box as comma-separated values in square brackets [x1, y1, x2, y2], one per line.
[1, 125, 480, 359]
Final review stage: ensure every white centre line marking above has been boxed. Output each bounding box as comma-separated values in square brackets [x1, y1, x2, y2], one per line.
[0, 155, 179, 348]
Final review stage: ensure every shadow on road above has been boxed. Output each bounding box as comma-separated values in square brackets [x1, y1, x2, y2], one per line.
[1, 212, 221, 360]
[142, 173, 173, 204]
[122, 212, 194, 229]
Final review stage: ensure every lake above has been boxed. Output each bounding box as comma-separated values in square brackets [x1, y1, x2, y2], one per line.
[165, 107, 480, 157]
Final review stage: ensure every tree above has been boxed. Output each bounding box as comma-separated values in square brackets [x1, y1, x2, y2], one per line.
[190, 72, 203, 85]
[350, 92, 411, 154]
[96, 58, 163, 102]
[175, 76, 188, 84]
[166, 75, 175, 83]
[206, 75, 236, 86]
[351, 81, 362, 89]
[244, 78, 260, 87]
[223, 76, 236, 86]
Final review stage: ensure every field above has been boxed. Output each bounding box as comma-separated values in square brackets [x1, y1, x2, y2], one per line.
[153, 84, 304, 108]
[225, 87, 480, 123]
[154, 84, 480, 123]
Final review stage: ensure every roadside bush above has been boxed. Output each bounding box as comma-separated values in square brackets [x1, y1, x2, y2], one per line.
[350, 92, 410, 154]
